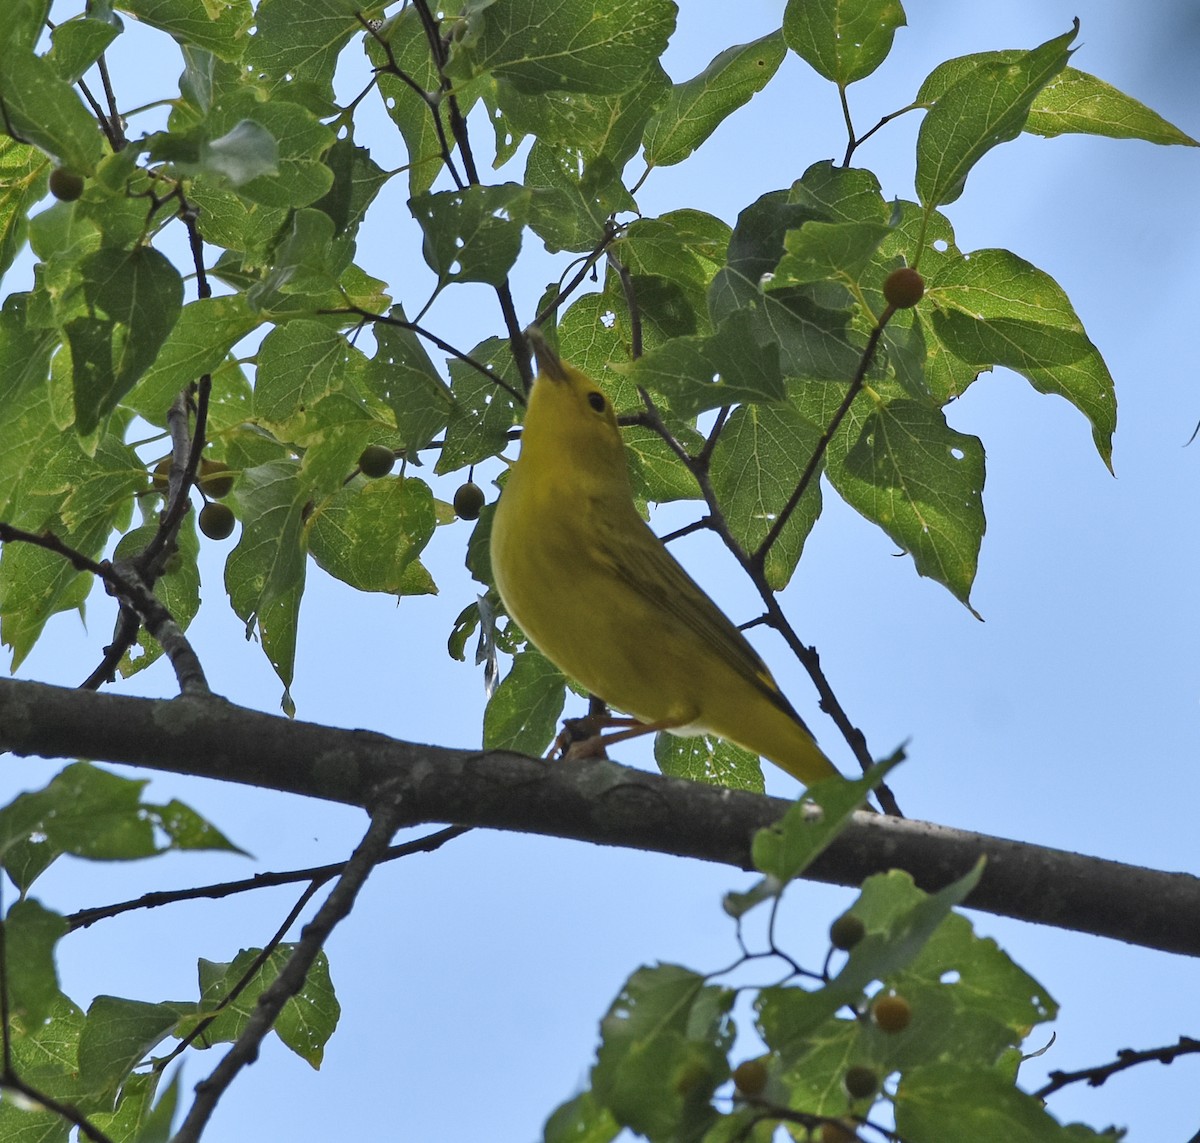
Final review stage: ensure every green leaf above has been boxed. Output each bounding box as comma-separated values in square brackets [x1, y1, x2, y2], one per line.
[769, 219, 891, 290]
[915, 23, 1076, 207]
[896, 1064, 1115, 1142]
[628, 309, 786, 417]
[815, 391, 985, 606]
[308, 476, 437, 594]
[497, 64, 670, 170]
[591, 964, 732, 1141]
[367, 311, 456, 455]
[192, 96, 335, 209]
[0, 993, 85, 1129]
[751, 756, 898, 884]
[436, 337, 522, 474]
[0, 762, 159, 871]
[243, 0, 372, 106]
[312, 138, 390, 238]
[152, 798, 246, 854]
[47, 15, 121, 83]
[925, 247, 1116, 466]
[78, 996, 178, 1095]
[196, 947, 340, 1066]
[1027, 67, 1198, 145]
[132, 1069, 181, 1143]
[525, 140, 636, 254]
[543, 1090, 620, 1143]
[225, 458, 309, 701]
[654, 732, 765, 793]
[483, 647, 566, 755]
[709, 401, 822, 590]
[644, 31, 786, 167]
[198, 119, 280, 185]
[4, 900, 67, 1027]
[412, 182, 531, 287]
[919, 58, 1198, 148]
[784, 0, 907, 85]
[446, 0, 676, 96]
[126, 294, 259, 423]
[73, 246, 184, 433]
[0, 139, 48, 278]
[0, 296, 73, 516]
[0, 46, 104, 174]
[115, 0, 254, 61]
[253, 319, 360, 427]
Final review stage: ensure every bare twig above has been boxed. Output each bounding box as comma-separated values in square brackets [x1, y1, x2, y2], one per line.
[339, 306, 526, 404]
[1033, 1036, 1200, 1101]
[67, 827, 469, 931]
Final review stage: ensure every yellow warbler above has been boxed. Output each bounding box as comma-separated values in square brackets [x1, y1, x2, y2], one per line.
[489, 330, 839, 786]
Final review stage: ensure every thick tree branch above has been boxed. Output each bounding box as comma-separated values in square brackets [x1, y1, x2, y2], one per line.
[0, 678, 1196, 957]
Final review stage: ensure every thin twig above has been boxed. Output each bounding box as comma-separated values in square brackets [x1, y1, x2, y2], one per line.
[1033, 1036, 1200, 1101]
[67, 827, 469, 931]
[534, 220, 625, 329]
[339, 306, 526, 404]
[171, 788, 410, 1143]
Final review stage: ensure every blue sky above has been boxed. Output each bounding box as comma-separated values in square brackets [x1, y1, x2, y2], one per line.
[5, 2, 1200, 1139]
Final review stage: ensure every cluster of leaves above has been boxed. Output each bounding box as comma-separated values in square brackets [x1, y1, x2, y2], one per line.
[0, 0, 1194, 1140]
[547, 766, 1121, 1143]
[0, 762, 339, 1140]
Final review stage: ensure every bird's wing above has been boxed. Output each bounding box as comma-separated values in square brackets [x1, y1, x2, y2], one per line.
[591, 510, 810, 728]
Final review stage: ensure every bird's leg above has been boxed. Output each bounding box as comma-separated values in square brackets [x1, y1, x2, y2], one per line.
[549, 694, 618, 760]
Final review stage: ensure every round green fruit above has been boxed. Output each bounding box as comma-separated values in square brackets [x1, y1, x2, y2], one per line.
[842, 1065, 879, 1100]
[453, 481, 486, 520]
[49, 167, 85, 202]
[198, 502, 236, 540]
[359, 445, 395, 478]
[199, 459, 235, 498]
[829, 913, 866, 951]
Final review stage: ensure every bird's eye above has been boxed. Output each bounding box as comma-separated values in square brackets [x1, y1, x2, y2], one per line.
[587, 391, 606, 413]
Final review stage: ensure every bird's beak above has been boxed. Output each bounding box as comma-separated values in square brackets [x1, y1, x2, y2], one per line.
[525, 325, 568, 383]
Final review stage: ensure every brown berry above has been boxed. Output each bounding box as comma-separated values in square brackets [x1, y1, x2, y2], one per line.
[731, 1059, 768, 1097]
[871, 993, 911, 1034]
[198, 502, 236, 540]
[199, 458, 235, 498]
[829, 913, 866, 951]
[453, 481, 485, 520]
[883, 267, 924, 308]
[49, 167, 85, 202]
[152, 458, 172, 491]
[358, 444, 395, 478]
[842, 1065, 878, 1101]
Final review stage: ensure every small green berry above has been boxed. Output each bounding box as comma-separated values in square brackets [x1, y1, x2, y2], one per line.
[359, 445, 395, 478]
[453, 481, 485, 520]
[49, 168, 85, 202]
[198, 502, 236, 540]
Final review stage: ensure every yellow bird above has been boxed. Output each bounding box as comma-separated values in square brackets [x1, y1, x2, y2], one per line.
[489, 329, 839, 786]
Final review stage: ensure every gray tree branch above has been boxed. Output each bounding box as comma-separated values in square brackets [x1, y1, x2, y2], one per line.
[0, 677, 1195, 957]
